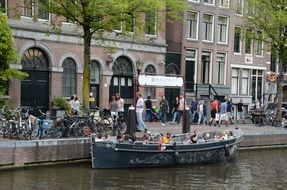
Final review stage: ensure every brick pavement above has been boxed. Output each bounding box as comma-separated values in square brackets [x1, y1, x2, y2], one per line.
[141, 121, 287, 136]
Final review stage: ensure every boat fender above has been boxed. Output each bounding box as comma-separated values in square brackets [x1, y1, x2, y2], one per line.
[224, 144, 230, 157]
[174, 151, 179, 164]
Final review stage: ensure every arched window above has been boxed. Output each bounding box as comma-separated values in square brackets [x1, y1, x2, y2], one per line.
[21, 48, 49, 70]
[145, 65, 156, 98]
[90, 60, 100, 84]
[112, 56, 133, 76]
[62, 58, 77, 97]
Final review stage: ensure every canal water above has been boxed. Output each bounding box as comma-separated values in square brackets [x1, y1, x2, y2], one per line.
[1, 148, 287, 190]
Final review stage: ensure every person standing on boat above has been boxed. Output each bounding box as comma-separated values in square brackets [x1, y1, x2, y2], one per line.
[136, 92, 147, 133]
[159, 95, 169, 126]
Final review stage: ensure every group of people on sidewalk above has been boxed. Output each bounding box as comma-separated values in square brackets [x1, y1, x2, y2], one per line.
[109, 93, 125, 117]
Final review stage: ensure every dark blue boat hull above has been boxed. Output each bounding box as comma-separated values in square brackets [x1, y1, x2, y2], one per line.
[91, 136, 242, 169]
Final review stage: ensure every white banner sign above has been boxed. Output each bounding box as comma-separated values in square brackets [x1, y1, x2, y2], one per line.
[138, 75, 184, 87]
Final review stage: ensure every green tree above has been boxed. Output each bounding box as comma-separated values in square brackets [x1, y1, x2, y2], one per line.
[39, 0, 187, 109]
[0, 12, 27, 94]
[244, 0, 287, 120]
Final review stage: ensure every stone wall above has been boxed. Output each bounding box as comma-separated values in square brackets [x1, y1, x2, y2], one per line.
[0, 138, 90, 167]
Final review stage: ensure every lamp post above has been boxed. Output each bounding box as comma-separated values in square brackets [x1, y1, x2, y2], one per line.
[133, 60, 143, 106]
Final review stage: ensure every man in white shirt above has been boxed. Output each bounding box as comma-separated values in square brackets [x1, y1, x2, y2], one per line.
[135, 92, 147, 133]
[116, 93, 125, 116]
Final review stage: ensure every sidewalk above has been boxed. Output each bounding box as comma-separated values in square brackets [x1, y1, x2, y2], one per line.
[141, 121, 287, 136]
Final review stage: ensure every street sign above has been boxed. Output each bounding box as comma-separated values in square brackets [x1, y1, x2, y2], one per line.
[138, 74, 184, 87]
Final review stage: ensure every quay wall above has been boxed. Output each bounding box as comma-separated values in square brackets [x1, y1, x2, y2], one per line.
[1, 132, 287, 168]
[0, 138, 90, 168]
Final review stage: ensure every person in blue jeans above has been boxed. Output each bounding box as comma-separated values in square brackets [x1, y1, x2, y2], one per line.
[135, 92, 147, 133]
[145, 96, 153, 122]
[159, 96, 169, 126]
[171, 96, 179, 125]
[190, 97, 198, 124]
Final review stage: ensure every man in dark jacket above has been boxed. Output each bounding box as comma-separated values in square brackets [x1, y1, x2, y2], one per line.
[145, 96, 153, 122]
[159, 96, 169, 125]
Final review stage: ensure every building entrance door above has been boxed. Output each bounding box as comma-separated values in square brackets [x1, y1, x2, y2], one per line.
[109, 56, 134, 112]
[21, 48, 49, 115]
[165, 63, 180, 121]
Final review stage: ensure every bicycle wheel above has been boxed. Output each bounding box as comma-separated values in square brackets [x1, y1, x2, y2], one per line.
[75, 122, 94, 137]
[49, 121, 64, 138]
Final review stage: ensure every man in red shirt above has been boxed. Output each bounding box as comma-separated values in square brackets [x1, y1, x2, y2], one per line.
[209, 98, 219, 126]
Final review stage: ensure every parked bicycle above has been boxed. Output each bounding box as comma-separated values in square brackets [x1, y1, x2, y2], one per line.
[29, 110, 64, 139]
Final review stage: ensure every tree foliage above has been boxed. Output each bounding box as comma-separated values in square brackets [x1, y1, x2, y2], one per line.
[243, 0, 287, 119]
[0, 12, 27, 94]
[39, 0, 188, 108]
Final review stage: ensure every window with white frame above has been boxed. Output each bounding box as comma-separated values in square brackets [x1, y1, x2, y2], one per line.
[218, 16, 228, 43]
[186, 11, 198, 40]
[241, 69, 249, 95]
[62, 58, 77, 97]
[219, 0, 230, 8]
[38, 1, 49, 20]
[188, 0, 199, 2]
[144, 65, 156, 98]
[201, 51, 211, 83]
[215, 52, 226, 85]
[251, 70, 263, 101]
[202, 14, 213, 41]
[21, 0, 34, 18]
[245, 29, 253, 54]
[145, 12, 156, 35]
[231, 68, 239, 94]
[236, 0, 244, 15]
[234, 27, 242, 53]
[256, 31, 263, 56]
[204, 0, 214, 5]
[0, 0, 7, 13]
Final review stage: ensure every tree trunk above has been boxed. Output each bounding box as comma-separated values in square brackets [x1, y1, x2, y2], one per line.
[82, 27, 92, 110]
[276, 47, 284, 121]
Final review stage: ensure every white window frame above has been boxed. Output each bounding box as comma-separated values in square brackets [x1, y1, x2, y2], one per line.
[256, 30, 264, 57]
[203, 0, 215, 6]
[217, 16, 229, 44]
[188, 0, 199, 2]
[0, 0, 7, 15]
[241, 69, 249, 95]
[245, 29, 253, 55]
[235, 0, 244, 16]
[215, 52, 227, 85]
[186, 49, 198, 85]
[202, 14, 214, 42]
[234, 26, 242, 54]
[231, 68, 239, 95]
[20, 0, 35, 20]
[219, 0, 230, 8]
[201, 51, 212, 84]
[38, 1, 50, 22]
[145, 12, 157, 37]
[186, 11, 199, 40]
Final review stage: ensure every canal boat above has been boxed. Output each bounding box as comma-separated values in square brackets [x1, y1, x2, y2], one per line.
[91, 130, 243, 169]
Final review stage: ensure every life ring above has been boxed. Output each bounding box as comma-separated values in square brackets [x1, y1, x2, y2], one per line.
[224, 144, 230, 157]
